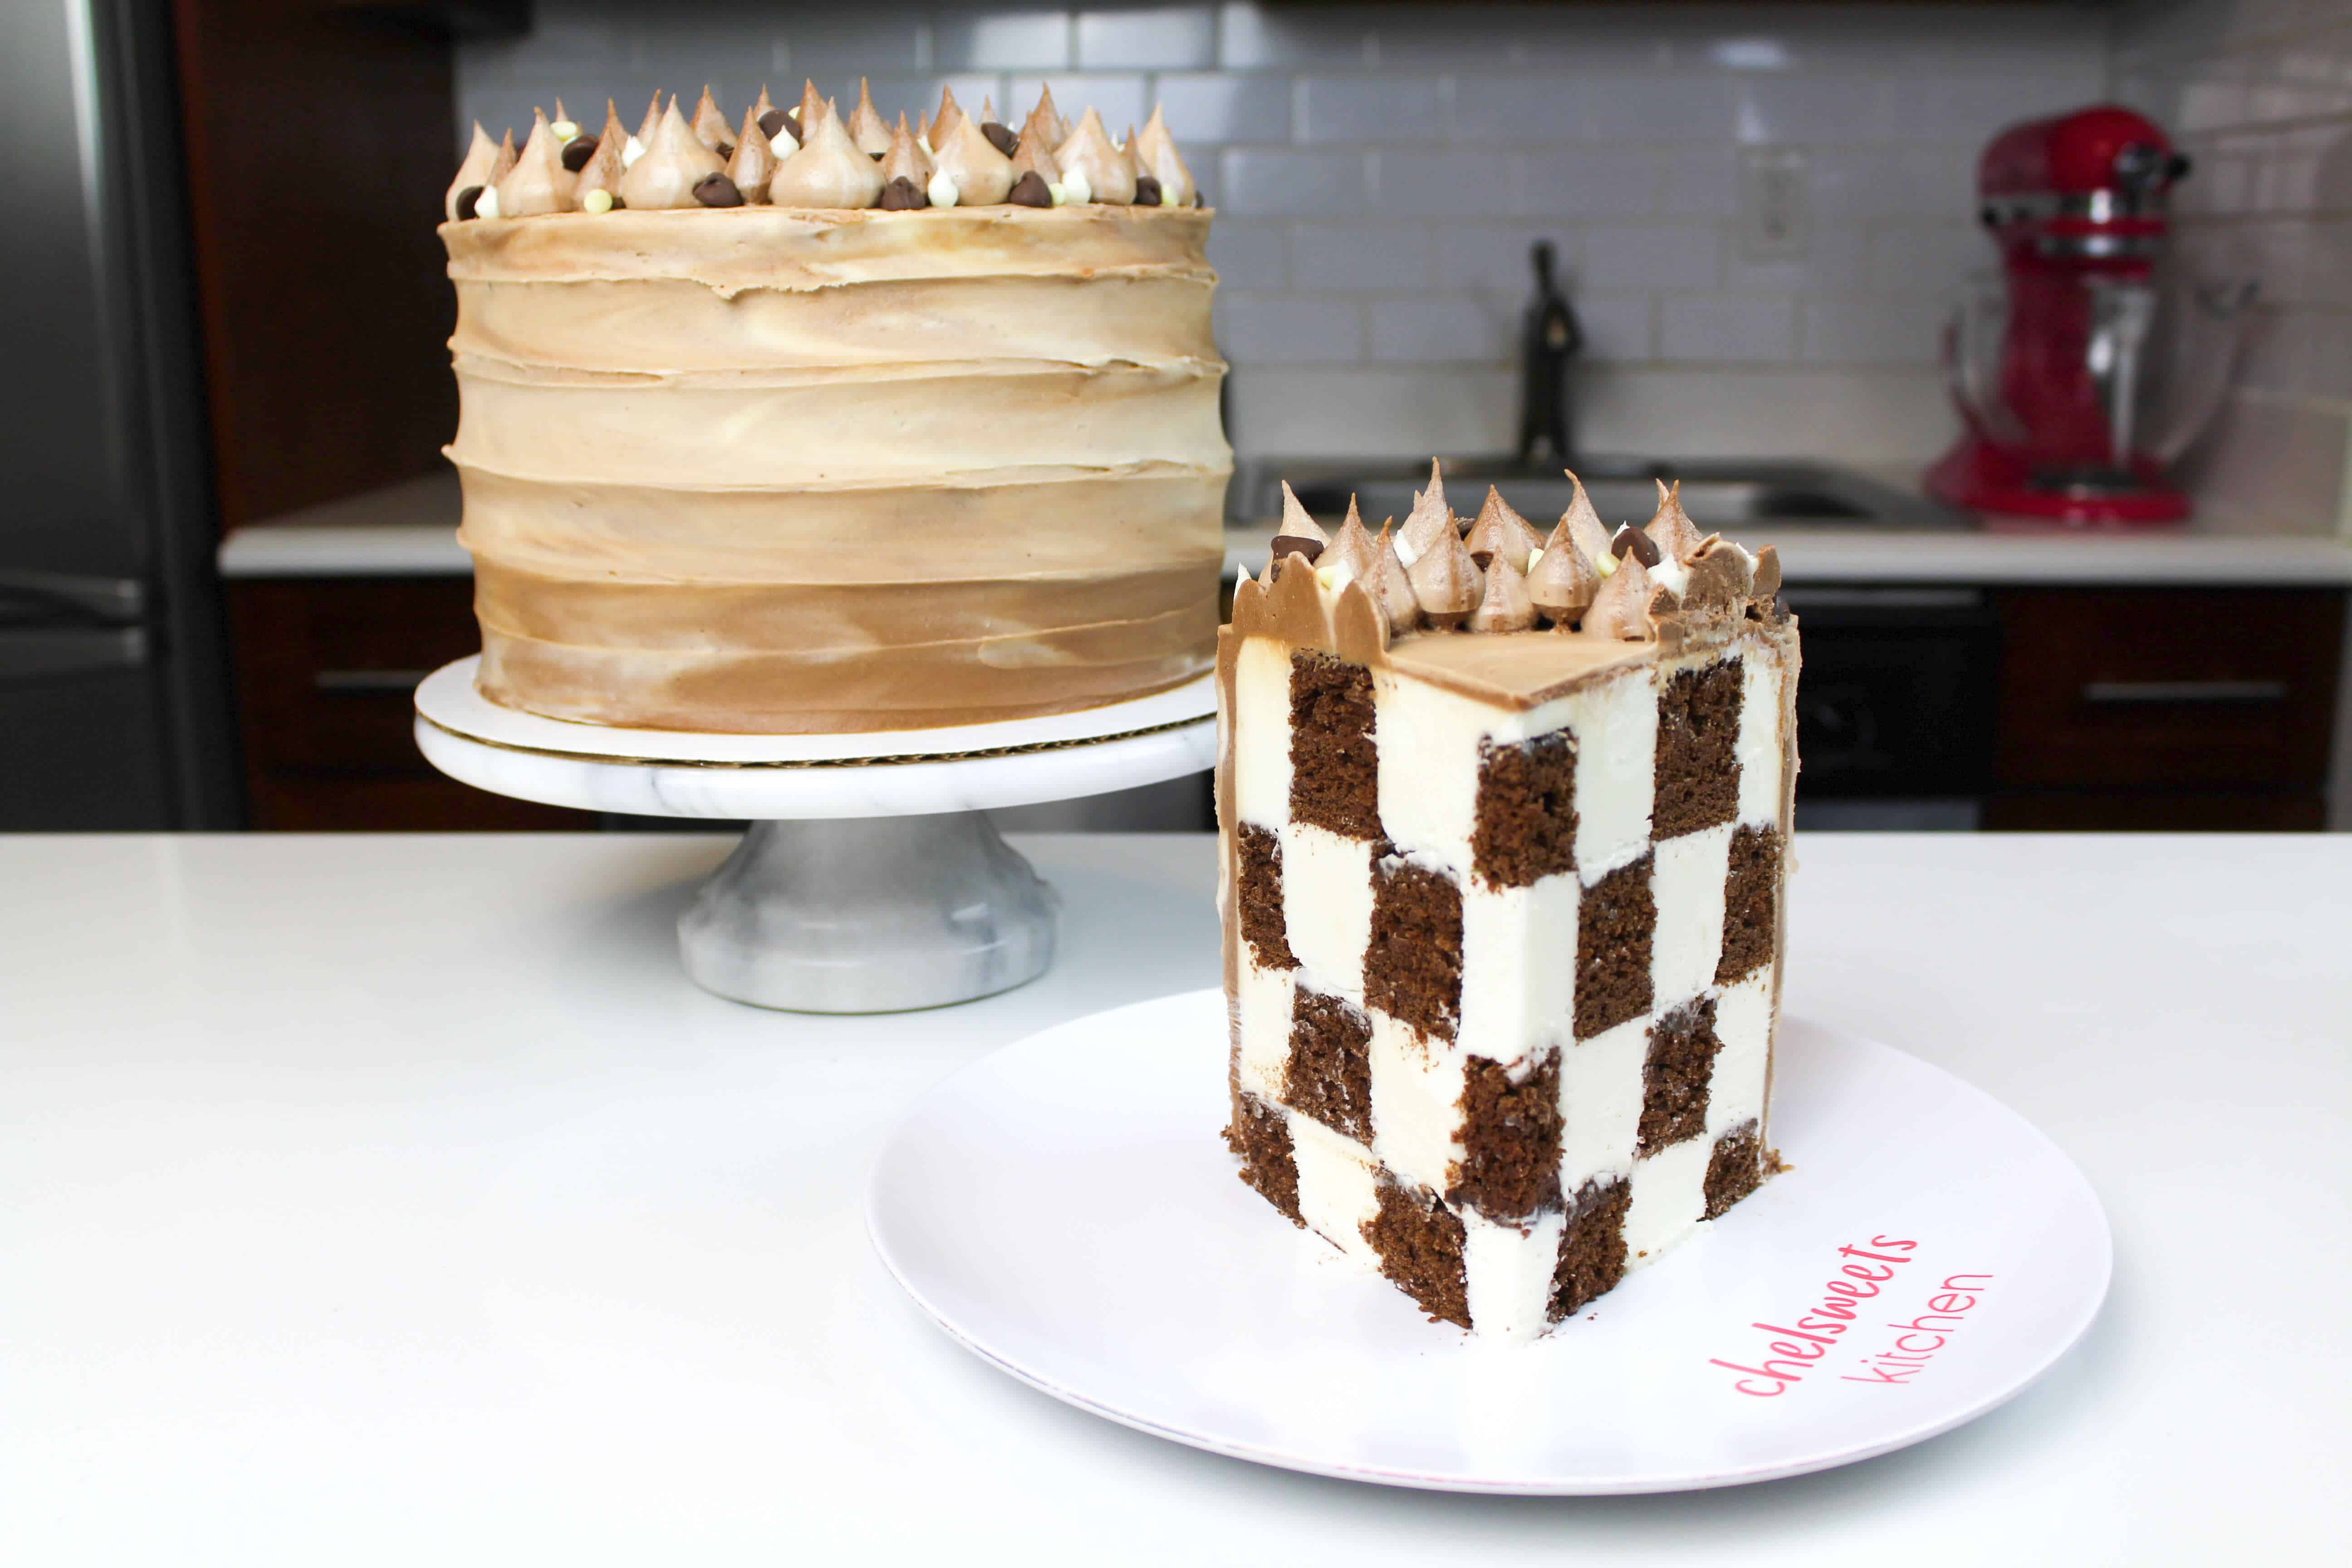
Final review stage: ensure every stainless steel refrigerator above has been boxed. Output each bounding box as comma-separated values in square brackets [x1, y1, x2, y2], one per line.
[0, 0, 236, 830]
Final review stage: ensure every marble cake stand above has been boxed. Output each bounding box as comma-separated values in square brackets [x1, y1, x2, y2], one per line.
[413, 657, 1217, 1014]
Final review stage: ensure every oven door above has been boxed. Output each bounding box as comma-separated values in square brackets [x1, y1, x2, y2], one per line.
[1783, 587, 2001, 830]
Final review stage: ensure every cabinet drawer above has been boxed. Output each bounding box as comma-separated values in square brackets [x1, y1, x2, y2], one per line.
[229, 577, 480, 772]
[1993, 588, 2343, 791]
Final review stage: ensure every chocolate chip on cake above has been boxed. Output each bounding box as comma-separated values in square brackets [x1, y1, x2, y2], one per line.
[453, 184, 485, 220]
[559, 135, 598, 172]
[1611, 524, 1662, 567]
[1132, 175, 1163, 207]
[1270, 536, 1325, 564]
[981, 122, 1017, 157]
[780, 110, 803, 142]
[758, 108, 789, 142]
[692, 172, 744, 208]
[878, 175, 928, 211]
[1008, 171, 1054, 208]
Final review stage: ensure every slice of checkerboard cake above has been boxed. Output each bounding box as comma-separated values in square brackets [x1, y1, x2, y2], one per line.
[1216, 466, 1799, 1342]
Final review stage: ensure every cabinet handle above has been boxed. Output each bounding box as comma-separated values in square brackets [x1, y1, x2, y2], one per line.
[314, 669, 431, 693]
[2080, 680, 2287, 705]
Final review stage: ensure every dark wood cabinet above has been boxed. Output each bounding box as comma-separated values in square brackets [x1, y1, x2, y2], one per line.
[225, 577, 592, 831]
[1987, 588, 2343, 830]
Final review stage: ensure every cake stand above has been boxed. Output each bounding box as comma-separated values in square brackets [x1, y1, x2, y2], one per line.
[412, 657, 1217, 1014]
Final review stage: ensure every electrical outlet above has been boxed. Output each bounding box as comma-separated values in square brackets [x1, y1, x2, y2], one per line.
[1740, 147, 1809, 261]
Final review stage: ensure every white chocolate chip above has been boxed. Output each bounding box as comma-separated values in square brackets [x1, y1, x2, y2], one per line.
[622, 135, 646, 168]
[1525, 546, 1544, 573]
[1047, 181, 1068, 206]
[582, 188, 614, 215]
[550, 119, 579, 142]
[1062, 167, 1092, 205]
[926, 169, 959, 208]
[475, 186, 500, 219]
[1394, 535, 1421, 568]
[1594, 551, 1617, 577]
[1159, 185, 1179, 207]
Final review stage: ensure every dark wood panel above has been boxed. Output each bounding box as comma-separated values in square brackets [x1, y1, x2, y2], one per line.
[1992, 588, 2343, 793]
[1985, 791, 2326, 832]
[171, 0, 458, 530]
[226, 575, 593, 830]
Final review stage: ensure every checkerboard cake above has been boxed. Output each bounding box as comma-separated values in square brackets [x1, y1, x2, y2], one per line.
[1216, 468, 1799, 1342]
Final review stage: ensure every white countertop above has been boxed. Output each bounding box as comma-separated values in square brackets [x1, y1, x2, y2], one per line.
[218, 471, 2352, 586]
[1, 832, 2344, 1563]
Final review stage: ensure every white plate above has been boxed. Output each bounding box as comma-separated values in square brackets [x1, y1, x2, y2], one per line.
[868, 990, 2111, 1494]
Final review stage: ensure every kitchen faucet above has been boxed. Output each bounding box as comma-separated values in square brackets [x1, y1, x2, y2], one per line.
[1517, 240, 1583, 468]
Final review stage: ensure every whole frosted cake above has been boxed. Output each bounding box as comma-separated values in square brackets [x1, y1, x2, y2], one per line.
[1219, 468, 1799, 1341]
[438, 83, 1228, 733]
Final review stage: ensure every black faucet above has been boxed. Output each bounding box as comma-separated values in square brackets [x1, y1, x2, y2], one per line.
[1517, 240, 1583, 468]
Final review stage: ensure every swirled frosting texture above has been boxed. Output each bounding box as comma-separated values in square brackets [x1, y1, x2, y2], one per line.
[441, 206, 1229, 731]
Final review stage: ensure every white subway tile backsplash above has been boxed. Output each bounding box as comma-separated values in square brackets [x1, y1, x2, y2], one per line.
[1730, 74, 1890, 145]
[934, 12, 1072, 72]
[1220, 147, 1367, 215]
[1297, 75, 1446, 143]
[1077, 7, 1215, 70]
[1720, 224, 1869, 294]
[1451, 78, 1584, 143]
[1292, 225, 1432, 290]
[1571, 292, 1654, 361]
[1218, 294, 1364, 363]
[1007, 73, 1147, 136]
[1376, 150, 1520, 216]
[1433, 225, 1575, 294]
[780, 15, 926, 75]
[1217, 3, 1373, 72]
[1864, 223, 1983, 299]
[1519, 145, 1658, 218]
[1802, 294, 1939, 366]
[1660, 295, 1798, 363]
[1582, 223, 1720, 293]
[1656, 145, 1739, 216]
[1368, 294, 1511, 363]
[1149, 73, 1289, 142]
[1206, 220, 1288, 290]
[1575, 74, 1738, 142]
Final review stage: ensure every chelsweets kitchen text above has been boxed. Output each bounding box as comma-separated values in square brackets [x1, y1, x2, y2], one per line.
[1708, 1237, 1995, 1397]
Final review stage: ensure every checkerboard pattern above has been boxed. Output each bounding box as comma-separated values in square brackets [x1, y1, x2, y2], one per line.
[1224, 626, 1793, 1338]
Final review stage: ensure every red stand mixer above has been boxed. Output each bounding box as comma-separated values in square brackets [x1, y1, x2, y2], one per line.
[1927, 104, 2252, 526]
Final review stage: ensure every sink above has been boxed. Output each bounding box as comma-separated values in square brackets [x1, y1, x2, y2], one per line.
[1231, 456, 1967, 533]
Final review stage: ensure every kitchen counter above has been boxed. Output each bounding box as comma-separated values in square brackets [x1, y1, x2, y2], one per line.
[3, 832, 2344, 1563]
[218, 471, 2352, 586]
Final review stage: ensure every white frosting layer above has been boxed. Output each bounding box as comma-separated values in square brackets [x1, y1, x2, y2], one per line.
[1651, 821, 1733, 1011]
[1366, 1009, 1468, 1198]
[1235, 958, 1293, 1101]
[1282, 822, 1373, 1004]
[1289, 1111, 1382, 1268]
[1569, 665, 1659, 882]
[1737, 645, 1788, 827]
[1623, 1134, 1714, 1272]
[1458, 871, 1579, 1069]
[1232, 636, 1292, 828]
[1558, 1015, 1647, 1195]
[1462, 1209, 1568, 1345]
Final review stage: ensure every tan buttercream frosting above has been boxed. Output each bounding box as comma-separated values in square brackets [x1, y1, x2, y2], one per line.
[1056, 109, 1135, 205]
[1464, 485, 1544, 572]
[931, 111, 1016, 206]
[1132, 107, 1195, 206]
[446, 123, 504, 220]
[846, 78, 893, 157]
[620, 101, 723, 210]
[439, 204, 1229, 732]
[726, 111, 778, 201]
[691, 87, 732, 152]
[767, 105, 884, 209]
[494, 110, 576, 218]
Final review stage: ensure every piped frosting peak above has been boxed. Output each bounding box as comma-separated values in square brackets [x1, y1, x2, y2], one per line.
[1263, 460, 1781, 649]
[619, 100, 723, 210]
[768, 101, 885, 210]
[447, 84, 1208, 217]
